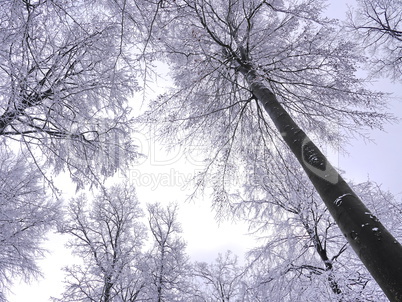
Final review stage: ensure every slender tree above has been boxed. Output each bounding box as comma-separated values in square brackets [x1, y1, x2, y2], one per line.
[193, 251, 245, 302]
[137, 0, 402, 300]
[145, 202, 193, 302]
[56, 182, 147, 302]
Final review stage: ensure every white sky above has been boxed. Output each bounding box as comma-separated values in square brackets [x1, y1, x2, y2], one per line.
[10, 0, 402, 301]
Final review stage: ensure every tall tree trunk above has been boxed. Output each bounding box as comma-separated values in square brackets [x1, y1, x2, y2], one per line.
[103, 275, 113, 302]
[157, 246, 165, 302]
[239, 65, 402, 301]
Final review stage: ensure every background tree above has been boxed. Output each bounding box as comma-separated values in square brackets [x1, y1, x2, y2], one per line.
[136, 0, 402, 298]
[0, 0, 141, 188]
[193, 250, 246, 302]
[348, 0, 402, 81]
[0, 146, 60, 301]
[55, 182, 147, 302]
[144, 202, 194, 302]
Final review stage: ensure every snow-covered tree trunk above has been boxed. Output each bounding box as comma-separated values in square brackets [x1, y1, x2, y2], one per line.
[132, 0, 402, 299]
[239, 63, 402, 301]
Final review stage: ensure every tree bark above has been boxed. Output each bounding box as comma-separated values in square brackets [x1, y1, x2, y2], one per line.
[103, 276, 113, 302]
[240, 66, 402, 302]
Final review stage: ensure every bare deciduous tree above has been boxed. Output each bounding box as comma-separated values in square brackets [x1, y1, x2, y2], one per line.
[56, 182, 147, 302]
[145, 202, 194, 302]
[193, 251, 245, 302]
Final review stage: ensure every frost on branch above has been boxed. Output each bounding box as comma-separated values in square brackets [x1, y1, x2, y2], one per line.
[0, 0, 140, 187]
[348, 0, 402, 81]
[0, 147, 60, 297]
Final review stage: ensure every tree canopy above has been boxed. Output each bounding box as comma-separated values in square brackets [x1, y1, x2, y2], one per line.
[0, 0, 141, 187]
[1, 0, 402, 301]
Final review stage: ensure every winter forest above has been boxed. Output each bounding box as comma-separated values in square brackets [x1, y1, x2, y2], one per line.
[1, 0, 402, 301]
